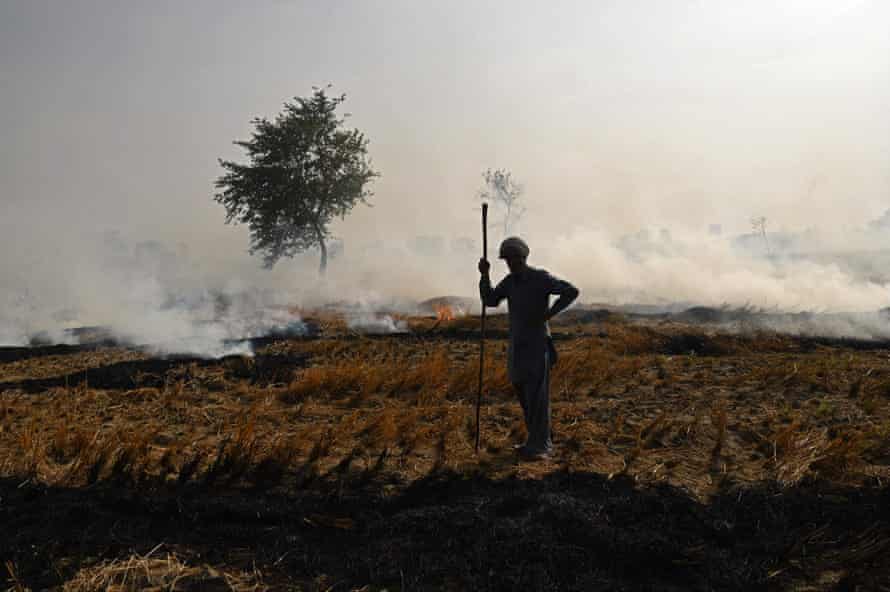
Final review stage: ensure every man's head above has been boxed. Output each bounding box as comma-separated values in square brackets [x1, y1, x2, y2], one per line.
[499, 236, 530, 274]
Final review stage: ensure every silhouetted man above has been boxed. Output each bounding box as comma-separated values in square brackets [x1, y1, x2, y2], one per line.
[479, 237, 579, 460]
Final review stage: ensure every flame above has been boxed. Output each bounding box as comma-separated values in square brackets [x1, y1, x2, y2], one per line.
[434, 304, 455, 322]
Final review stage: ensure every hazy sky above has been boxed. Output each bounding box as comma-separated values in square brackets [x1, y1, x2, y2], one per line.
[3, 1, 888, 251]
[2, 0, 890, 342]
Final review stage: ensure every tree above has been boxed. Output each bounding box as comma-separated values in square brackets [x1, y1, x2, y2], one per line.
[750, 216, 771, 256]
[214, 88, 378, 274]
[478, 168, 524, 236]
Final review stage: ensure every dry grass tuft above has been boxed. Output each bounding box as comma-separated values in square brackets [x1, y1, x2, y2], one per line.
[248, 435, 299, 487]
[204, 414, 260, 485]
[47, 425, 94, 466]
[639, 411, 670, 450]
[62, 548, 267, 592]
[603, 324, 659, 356]
[16, 421, 43, 479]
[281, 358, 387, 402]
[5, 560, 30, 592]
[810, 429, 869, 481]
[767, 416, 868, 485]
[363, 407, 401, 445]
[176, 449, 205, 486]
[551, 341, 642, 399]
[282, 344, 517, 404]
[446, 356, 512, 401]
[710, 404, 728, 460]
[387, 348, 450, 396]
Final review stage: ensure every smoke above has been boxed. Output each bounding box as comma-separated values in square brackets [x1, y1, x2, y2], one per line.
[536, 224, 890, 313]
[345, 313, 408, 335]
[0, 229, 307, 357]
[753, 311, 890, 341]
[0, 221, 471, 351]
[6, 210, 890, 353]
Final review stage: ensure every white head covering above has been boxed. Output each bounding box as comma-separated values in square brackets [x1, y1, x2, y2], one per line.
[499, 236, 530, 259]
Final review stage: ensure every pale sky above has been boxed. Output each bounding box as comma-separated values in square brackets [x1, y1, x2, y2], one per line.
[3, 1, 888, 248]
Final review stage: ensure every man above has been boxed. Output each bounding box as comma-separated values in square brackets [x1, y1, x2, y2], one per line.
[479, 237, 579, 460]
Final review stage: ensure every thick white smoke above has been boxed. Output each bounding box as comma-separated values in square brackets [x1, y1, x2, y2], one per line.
[5, 214, 890, 351]
[537, 225, 890, 313]
[0, 229, 307, 356]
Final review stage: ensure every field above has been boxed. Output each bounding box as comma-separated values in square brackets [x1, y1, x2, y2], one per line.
[2, 309, 890, 591]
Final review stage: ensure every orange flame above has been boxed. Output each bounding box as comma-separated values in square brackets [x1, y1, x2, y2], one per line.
[434, 304, 455, 322]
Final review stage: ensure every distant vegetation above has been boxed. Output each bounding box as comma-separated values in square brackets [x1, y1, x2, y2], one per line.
[478, 168, 525, 237]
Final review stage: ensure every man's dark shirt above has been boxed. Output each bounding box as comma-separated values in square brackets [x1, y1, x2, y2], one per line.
[480, 267, 578, 382]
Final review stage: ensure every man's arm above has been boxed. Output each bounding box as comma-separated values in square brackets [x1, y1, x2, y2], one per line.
[479, 258, 508, 307]
[545, 273, 579, 321]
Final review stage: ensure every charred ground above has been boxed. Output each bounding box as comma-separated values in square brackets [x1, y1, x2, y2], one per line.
[2, 310, 890, 590]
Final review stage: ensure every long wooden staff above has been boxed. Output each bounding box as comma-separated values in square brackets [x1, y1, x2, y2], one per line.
[475, 203, 488, 454]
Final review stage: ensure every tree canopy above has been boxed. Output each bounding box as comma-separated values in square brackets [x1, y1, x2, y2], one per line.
[214, 88, 378, 273]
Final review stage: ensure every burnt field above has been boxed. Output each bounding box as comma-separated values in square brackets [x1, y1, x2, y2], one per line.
[2, 310, 890, 591]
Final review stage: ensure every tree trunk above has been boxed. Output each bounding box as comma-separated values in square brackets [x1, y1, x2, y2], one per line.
[319, 239, 327, 275]
[503, 203, 511, 237]
[314, 223, 327, 275]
